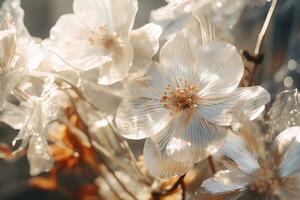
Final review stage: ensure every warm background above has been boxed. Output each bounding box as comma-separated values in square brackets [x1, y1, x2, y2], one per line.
[0, 0, 300, 199]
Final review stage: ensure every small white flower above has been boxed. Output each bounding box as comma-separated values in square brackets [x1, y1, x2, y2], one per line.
[47, 0, 162, 85]
[0, 1, 45, 109]
[0, 15, 24, 107]
[116, 29, 270, 178]
[13, 78, 62, 175]
[202, 126, 300, 200]
[151, 0, 266, 40]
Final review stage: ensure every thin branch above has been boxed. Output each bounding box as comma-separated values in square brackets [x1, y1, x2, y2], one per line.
[152, 174, 186, 199]
[252, 0, 279, 77]
[242, 0, 279, 86]
[208, 156, 216, 174]
[254, 0, 278, 56]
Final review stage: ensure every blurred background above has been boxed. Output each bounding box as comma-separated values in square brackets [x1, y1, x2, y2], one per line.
[0, 0, 300, 199]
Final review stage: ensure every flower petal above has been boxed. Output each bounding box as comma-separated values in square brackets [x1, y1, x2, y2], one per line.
[201, 170, 249, 193]
[28, 134, 53, 175]
[115, 97, 172, 140]
[0, 0, 31, 39]
[194, 42, 244, 97]
[49, 14, 108, 71]
[131, 23, 162, 59]
[159, 31, 198, 82]
[150, 0, 191, 38]
[74, 0, 137, 36]
[275, 126, 300, 153]
[166, 112, 227, 163]
[144, 138, 193, 178]
[127, 23, 162, 80]
[198, 86, 270, 126]
[127, 62, 170, 99]
[0, 102, 25, 129]
[277, 127, 300, 177]
[218, 132, 260, 174]
[97, 41, 134, 85]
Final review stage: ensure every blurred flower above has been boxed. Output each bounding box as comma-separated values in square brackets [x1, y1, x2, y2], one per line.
[0, 15, 22, 107]
[11, 78, 64, 175]
[0, 0, 45, 110]
[116, 28, 270, 178]
[46, 0, 162, 85]
[151, 0, 267, 40]
[268, 89, 300, 135]
[202, 126, 300, 200]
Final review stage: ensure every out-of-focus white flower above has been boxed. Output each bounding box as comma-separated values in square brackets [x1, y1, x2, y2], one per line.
[0, 15, 24, 107]
[151, 0, 267, 40]
[202, 126, 300, 200]
[116, 28, 270, 178]
[0, 0, 45, 107]
[12, 78, 63, 175]
[46, 0, 162, 85]
[0, 0, 30, 40]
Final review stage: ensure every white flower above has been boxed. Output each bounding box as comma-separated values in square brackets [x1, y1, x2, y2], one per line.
[116, 29, 270, 178]
[0, 0, 31, 40]
[202, 126, 300, 200]
[47, 0, 162, 85]
[151, 0, 267, 40]
[12, 78, 62, 175]
[0, 0, 45, 109]
[0, 15, 23, 107]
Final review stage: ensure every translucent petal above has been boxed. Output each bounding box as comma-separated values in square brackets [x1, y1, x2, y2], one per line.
[144, 138, 193, 178]
[193, 42, 244, 97]
[166, 112, 227, 163]
[201, 170, 249, 193]
[185, 16, 215, 45]
[127, 23, 162, 80]
[115, 97, 172, 140]
[107, 0, 138, 37]
[218, 132, 260, 174]
[268, 89, 300, 135]
[131, 23, 162, 59]
[275, 126, 300, 153]
[159, 31, 198, 82]
[192, 0, 246, 42]
[126, 62, 170, 99]
[150, 0, 192, 38]
[74, 0, 138, 37]
[49, 14, 108, 71]
[27, 134, 53, 175]
[277, 127, 300, 177]
[198, 86, 270, 126]
[97, 41, 134, 85]
[0, 102, 25, 129]
[276, 173, 300, 200]
[0, 0, 31, 39]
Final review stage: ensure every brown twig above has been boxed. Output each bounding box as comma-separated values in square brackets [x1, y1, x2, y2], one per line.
[207, 156, 216, 174]
[152, 174, 186, 199]
[242, 0, 279, 85]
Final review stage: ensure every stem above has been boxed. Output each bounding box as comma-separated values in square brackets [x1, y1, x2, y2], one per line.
[152, 174, 186, 199]
[207, 156, 216, 174]
[242, 0, 279, 86]
[253, 0, 279, 76]
[254, 0, 278, 56]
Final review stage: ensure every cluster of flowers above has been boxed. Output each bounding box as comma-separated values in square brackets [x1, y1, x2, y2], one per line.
[0, 0, 300, 199]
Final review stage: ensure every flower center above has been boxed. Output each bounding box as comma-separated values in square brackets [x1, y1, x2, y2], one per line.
[161, 80, 200, 113]
[250, 161, 280, 195]
[88, 26, 122, 55]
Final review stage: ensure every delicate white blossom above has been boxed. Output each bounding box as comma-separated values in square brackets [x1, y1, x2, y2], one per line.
[151, 0, 267, 40]
[202, 126, 300, 200]
[116, 28, 270, 178]
[47, 0, 162, 85]
[13, 78, 63, 175]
